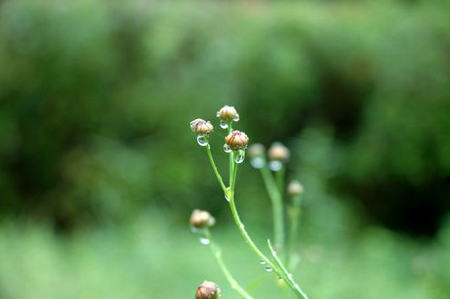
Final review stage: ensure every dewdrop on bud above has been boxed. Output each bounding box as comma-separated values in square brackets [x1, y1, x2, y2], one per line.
[234, 150, 246, 164]
[287, 180, 304, 197]
[195, 281, 221, 299]
[190, 119, 214, 135]
[268, 142, 290, 161]
[225, 130, 249, 151]
[248, 143, 265, 169]
[190, 209, 216, 229]
[216, 105, 239, 123]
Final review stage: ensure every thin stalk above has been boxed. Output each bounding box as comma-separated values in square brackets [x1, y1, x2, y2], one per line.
[228, 122, 234, 186]
[275, 166, 286, 195]
[204, 230, 254, 299]
[287, 195, 302, 270]
[206, 143, 227, 194]
[268, 240, 309, 299]
[260, 166, 285, 251]
[227, 162, 307, 298]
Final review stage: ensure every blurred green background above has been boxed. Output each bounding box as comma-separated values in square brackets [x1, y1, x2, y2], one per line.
[0, 0, 449, 298]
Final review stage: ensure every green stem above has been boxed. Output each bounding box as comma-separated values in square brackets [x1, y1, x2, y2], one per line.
[204, 230, 254, 299]
[268, 240, 309, 299]
[228, 122, 234, 186]
[260, 166, 285, 251]
[228, 163, 307, 299]
[206, 143, 227, 194]
[275, 166, 285, 195]
[287, 195, 302, 269]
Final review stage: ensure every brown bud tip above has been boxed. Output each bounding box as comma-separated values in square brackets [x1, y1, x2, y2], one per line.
[190, 209, 215, 229]
[216, 105, 239, 122]
[247, 143, 265, 158]
[195, 281, 220, 299]
[225, 130, 249, 151]
[190, 119, 214, 135]
[287, 180, 304, 197]
[268, 142, 290, 161]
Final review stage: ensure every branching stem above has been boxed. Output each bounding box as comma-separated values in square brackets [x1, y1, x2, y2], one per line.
[227, 162, 307, 299]
[204, 229, 254, 299]
[206, 143, 227, 194]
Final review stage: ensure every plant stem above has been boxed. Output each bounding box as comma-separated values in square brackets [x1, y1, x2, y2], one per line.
[260, 166, 285, 251]
[206, 143, 227, 194]
[228, 123, 234, 186]
[228, 162, 307, 299]
[268, 240, 309, 299]
[204, 230, 254, 299]
[275, 166, 285, 195]
[287, 195, 302, 269]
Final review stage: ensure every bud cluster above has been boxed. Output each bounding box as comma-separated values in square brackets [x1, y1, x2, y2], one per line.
[247, 141, 290, 171]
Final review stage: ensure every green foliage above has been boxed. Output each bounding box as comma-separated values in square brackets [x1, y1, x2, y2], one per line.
[0, 0, 449, 230]
[0, 213, 449, 298]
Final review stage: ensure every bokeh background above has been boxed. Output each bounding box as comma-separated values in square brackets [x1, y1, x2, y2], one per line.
[0, 0, 449, 298]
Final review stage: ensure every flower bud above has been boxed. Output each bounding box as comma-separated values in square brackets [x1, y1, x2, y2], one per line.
[247, 143, 265, 159]
[190, 119, 214, 135]
[216, 105, 239, 122]
[195, 281, 221, 299]
[190, 209, 215, 229]
[287, 180, 304, 197]
[225, 130, 249, 151]
[268, 142, 290, 161]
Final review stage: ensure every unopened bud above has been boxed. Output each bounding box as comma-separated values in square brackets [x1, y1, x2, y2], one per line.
[225, 130, 249, 151]
[287, 180, 304, 197]
[190, 209, 215, 229]
[217, 105, 239, 122]
[248, 143, 265, 158]
[268, 142, 290, 161]
[195, 281, 221, 299]
[190, 119, 214, 135]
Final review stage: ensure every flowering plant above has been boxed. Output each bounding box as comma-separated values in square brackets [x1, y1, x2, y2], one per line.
[190, 105, 309, 299]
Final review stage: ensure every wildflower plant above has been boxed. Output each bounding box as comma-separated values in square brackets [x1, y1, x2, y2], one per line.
[189, 105, 309, 298]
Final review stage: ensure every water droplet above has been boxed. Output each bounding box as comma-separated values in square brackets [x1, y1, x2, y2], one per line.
[219, 120, 228, 129]
[287, 273, 293, 280]
[233, 114, 240, 122]
[250, 157, 265, 169]
[264, 266, 273, 272]
[190, 226, 199, 233]
[240, 224, 245, 229]
[269, 160, 282, 171]
[197, 135, 208, 147]
[223, 144, 232, 153]
[224, 187, 230, 202]
[259, 260, 266, 265]
[234, 150, 245, 164]
[199, 236, 210, 245]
